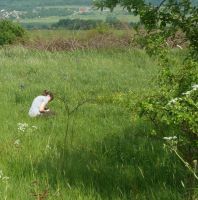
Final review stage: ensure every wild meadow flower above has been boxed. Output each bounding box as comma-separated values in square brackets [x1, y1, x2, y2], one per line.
[17, 123, 38, 134]
[167, 98, 181, 105]
[192, 84, 198, 90]
[163, 136, 177, 140]
[17, 123, 28, 132]
[182, 90, 192, 96]
[168, 98, 178, 104]
[168, 84, 198, 105]
[32, 125, 37, 129]
[14, 139, 20, 146]
[182, 84, 198, 96]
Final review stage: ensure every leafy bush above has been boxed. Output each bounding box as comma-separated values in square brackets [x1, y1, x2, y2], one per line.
[0, 20, 26, 45]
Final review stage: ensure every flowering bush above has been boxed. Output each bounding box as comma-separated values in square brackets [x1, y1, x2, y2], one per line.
[165, 84, 198, 134]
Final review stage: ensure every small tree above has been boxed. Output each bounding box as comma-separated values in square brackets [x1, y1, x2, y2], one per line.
[0, 20, 26, 45]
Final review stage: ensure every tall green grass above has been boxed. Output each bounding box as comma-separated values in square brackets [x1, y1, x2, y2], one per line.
[27, 29, 134, 41]
[0, 46, 187, 199]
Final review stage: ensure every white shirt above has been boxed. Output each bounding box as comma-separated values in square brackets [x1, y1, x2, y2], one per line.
[28, 96, 49, 117]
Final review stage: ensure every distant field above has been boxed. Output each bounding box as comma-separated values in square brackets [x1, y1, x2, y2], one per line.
[69, 13, 139, 22]
[19, 14, 139, 27]
[0, 44, 187, 199]
[14, 4, 139, 29]
[20, 16, 66, 24]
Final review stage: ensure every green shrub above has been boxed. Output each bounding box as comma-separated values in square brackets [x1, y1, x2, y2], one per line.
[0, 20, 26, 45]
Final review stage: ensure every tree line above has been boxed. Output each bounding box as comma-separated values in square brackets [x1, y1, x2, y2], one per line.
[51, 17, 138, 30]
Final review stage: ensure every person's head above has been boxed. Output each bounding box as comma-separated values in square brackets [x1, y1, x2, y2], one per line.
[42, 90, 54, 102]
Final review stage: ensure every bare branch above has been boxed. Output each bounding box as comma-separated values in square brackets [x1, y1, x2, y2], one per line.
[156, 0, 167, 11]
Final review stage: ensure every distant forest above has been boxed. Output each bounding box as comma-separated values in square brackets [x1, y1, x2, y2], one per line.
[0, 0, 197, 10]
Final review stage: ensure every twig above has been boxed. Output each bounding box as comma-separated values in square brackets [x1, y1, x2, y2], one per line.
[69, 99, 92, 115]
[156, 0, 167, 11]
[171, 147, 198, 181]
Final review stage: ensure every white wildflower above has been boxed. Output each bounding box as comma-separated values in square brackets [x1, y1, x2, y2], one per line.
[182, 84, 198, 95]
[14, 139, 20, 145]
[168, 98, 178, 105]
[163, 136, 177, 140]
[32, 125, 37, 129]
[182, 90, 192, 96]
[17, 123, 28, 132]
[192, 84, 198, 90]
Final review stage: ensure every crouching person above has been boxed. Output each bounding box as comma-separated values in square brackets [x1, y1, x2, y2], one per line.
[28, 90, 54, 117]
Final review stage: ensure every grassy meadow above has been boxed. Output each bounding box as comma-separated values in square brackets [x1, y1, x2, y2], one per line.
[0, 40, 189, 199]
[27, 29, 135, 41]
[19, 14, 139, 24]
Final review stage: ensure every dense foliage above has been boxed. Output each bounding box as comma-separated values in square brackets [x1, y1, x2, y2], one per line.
[52, 19, 103, 30]
[0, 20, 26, 45]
